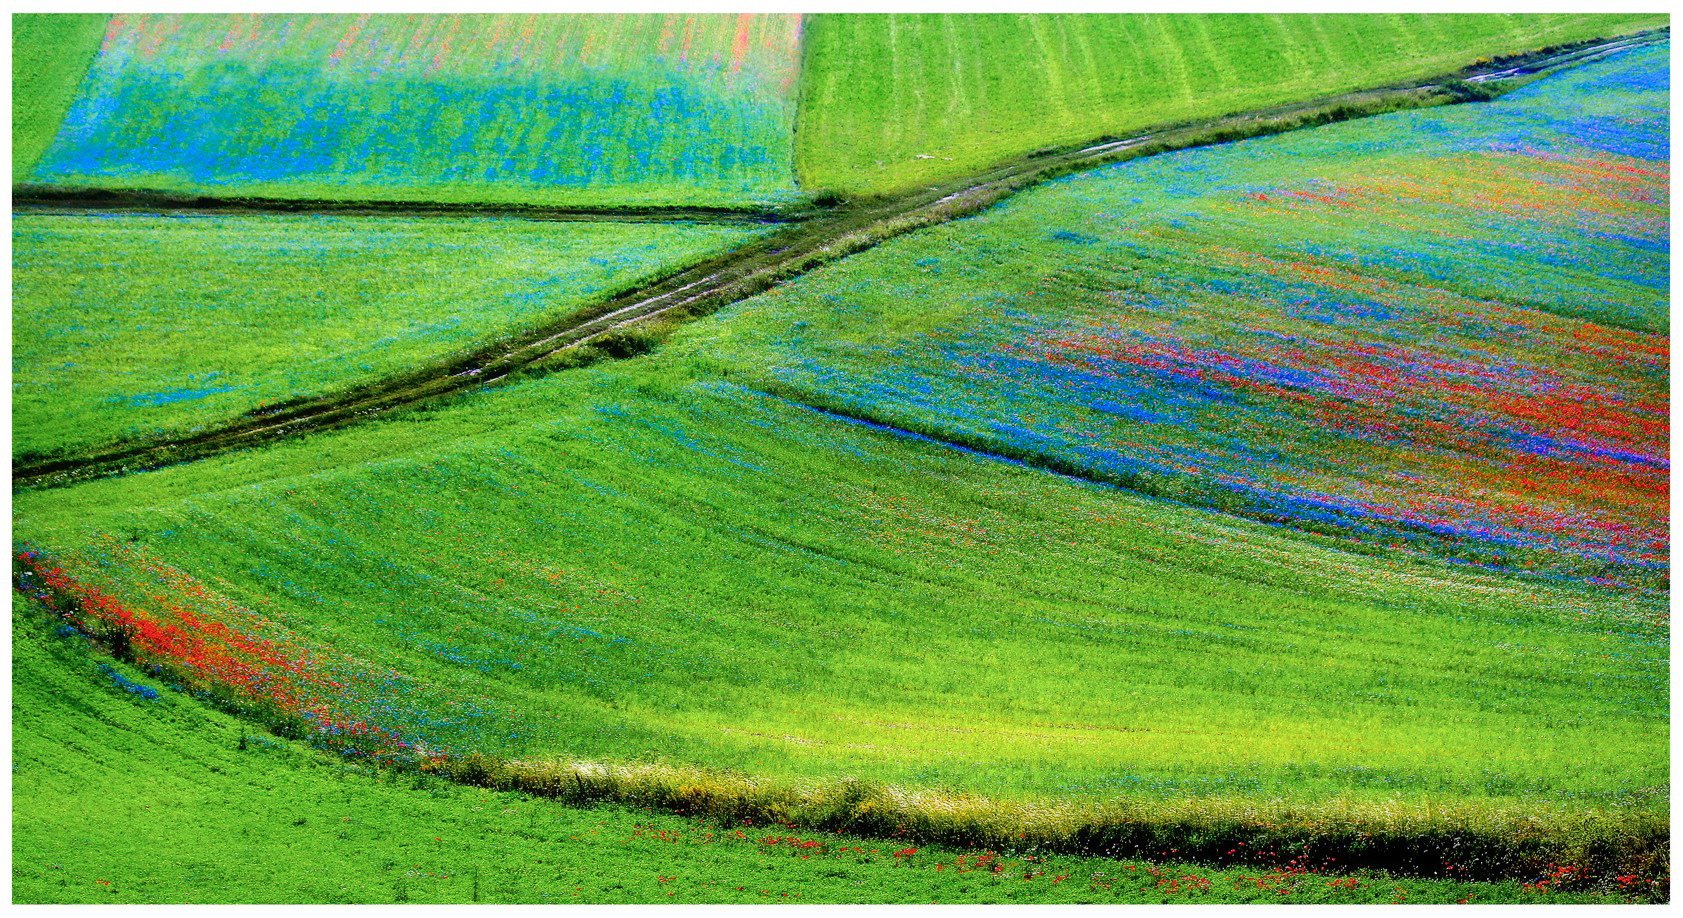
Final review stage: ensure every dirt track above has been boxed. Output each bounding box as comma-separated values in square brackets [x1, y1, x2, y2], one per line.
[12, 28, 1666, 491]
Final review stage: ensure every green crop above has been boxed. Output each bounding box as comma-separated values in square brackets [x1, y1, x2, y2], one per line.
[12, 13, 107, 179]
[796, 13, 1665, 197]
[11, 13, 1670, 903]
[11, 214, 764, 459]
[12, 597, 1658, 903]
[20, 14, 803, 208]
[15, 359, 1665, 820]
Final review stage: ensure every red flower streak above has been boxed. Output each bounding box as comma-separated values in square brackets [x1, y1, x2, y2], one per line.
[14, 545, 406, 755]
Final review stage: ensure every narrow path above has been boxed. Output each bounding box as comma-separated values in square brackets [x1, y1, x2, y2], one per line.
[12, 28, 1666, 491]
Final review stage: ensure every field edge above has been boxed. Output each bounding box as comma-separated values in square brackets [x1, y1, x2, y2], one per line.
[11, 548, 1670, 895]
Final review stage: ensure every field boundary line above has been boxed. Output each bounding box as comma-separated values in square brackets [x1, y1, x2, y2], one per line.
[12, 26, 1667, 491]
[10, 187, 812, 225]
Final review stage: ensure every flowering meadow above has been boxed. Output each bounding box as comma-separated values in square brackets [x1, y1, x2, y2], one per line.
[14, 345, 1666, 872]
[11, 14, 1670, 904]
[22, 14, 804, 207]
[684, 40, 1669, 585]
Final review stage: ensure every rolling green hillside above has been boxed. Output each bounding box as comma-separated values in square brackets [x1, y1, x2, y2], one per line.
[697, 40, 1670, 582]
[795, 13, 1666, 197]
[11, 13, 1671, 905]
[14, 357, 1665, 825]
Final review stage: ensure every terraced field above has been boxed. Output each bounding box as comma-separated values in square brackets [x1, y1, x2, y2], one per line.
[12, 12, 1670, 905]
[795, 13, 1667, 196]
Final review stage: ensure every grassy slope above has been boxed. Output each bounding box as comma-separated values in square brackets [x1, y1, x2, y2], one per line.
[23, 14, 802, 207]
[697, 41, 1670, 580]
[11, 13, 108, 179]
[11, 44, 1667, 851]
[11, 18, 1669, 904]
[18, 597, 1627, 904]
[13, 357, 1666, 818]
[11, 215, 765, 459]
[795, 13, 1667, 197]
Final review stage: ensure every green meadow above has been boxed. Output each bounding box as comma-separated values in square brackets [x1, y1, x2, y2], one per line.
[795, 13, 1665, 196]
[14, 355, 1665, 827]
[11, 11, 1669, 904]
[21, 596, 1642, 904]
[11, 214, 763, 459]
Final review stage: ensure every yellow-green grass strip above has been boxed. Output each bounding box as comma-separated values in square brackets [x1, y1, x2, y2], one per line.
[20, 592, 1648, 902]
[13, 363, 1666, 887]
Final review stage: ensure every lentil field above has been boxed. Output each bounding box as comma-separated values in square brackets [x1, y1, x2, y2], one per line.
[691, 40, 1670, 584]
[10, 12, 1671, 905]
[13, 595, 1647, 904]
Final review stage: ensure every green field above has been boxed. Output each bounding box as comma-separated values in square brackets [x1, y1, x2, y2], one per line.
[14, 357, 1665, 842]
[687, 40, 1670, 582]
[21, 595, 1638, 904]
[795, 13, 1665, 196]
[22, 14, 1665, 205]
[22, 14, 803, 207]
[11, 14, 107, 180]
[12, 214, 764, 459]
[11, 12, 1670, 904]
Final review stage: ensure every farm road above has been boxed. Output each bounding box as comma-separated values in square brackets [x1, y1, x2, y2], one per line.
[12, 27, 1666, 491]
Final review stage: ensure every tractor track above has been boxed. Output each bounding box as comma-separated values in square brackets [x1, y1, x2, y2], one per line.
[12, 27, 1667, 491]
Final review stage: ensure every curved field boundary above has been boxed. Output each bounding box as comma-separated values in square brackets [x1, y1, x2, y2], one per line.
[12, 27, 1667, 492]
[12, 548, 1667, 894]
